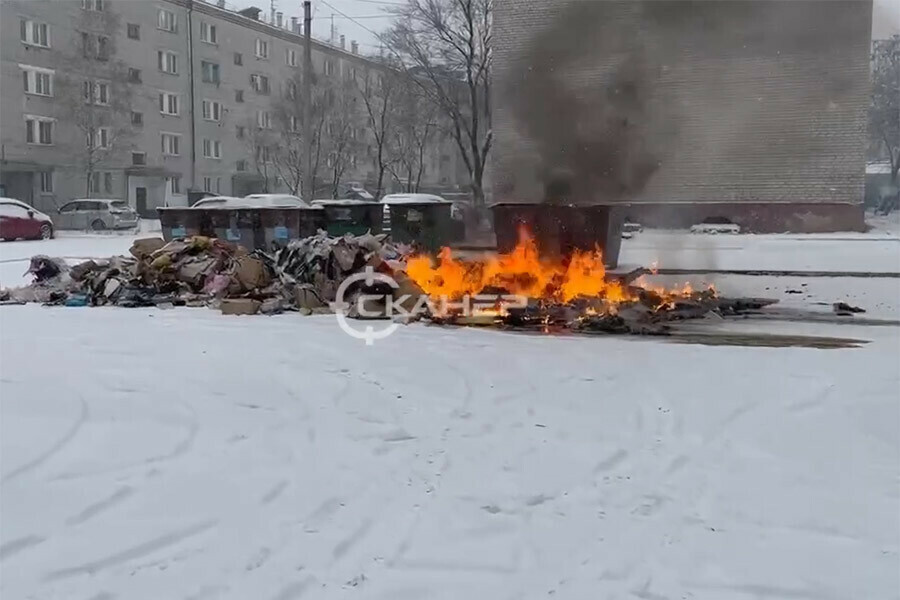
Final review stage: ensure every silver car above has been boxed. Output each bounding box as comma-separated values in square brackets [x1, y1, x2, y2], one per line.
[56, 199, 140, 231]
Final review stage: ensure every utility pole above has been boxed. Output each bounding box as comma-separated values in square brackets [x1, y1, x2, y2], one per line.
[302, 0, 313, 201]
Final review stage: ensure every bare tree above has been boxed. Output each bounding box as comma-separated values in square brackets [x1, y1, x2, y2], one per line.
[270, 72, 330, 198]
[56, 7, 133, 196]
[243, 115, 278, 193]
[321, 78, 363, 198]
[355, 64, 401, 198]
[388, 80, 438, 192]
[870, 35, 900, 213]
[386, 0, 492, 206]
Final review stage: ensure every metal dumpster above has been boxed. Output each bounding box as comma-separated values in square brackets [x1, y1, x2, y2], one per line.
[314, 200, 383, 236]
[158, 208, 215, 240]
[491, 203, 627, 268]
[208, 208, 265, 250]
[385, 201, 455, 252]
[258, 207, 326, 251]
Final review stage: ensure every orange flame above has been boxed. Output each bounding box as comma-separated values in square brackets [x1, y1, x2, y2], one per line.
[406, 228, 635, 304]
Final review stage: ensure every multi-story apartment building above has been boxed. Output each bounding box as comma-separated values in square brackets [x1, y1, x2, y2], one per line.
[0, 0, 467, 215]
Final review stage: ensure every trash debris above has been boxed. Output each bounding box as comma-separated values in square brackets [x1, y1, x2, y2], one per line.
[0, 232, 411, 318]
[221, 298, 261, 315]
[833, 302, 866, 316]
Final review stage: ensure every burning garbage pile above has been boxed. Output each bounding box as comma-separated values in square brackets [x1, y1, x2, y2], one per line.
[403, 230, 777, 335]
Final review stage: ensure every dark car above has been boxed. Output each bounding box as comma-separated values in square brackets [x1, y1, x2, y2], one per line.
[0, 198, 54, 240]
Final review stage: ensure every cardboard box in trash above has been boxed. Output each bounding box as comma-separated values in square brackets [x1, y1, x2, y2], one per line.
[220, 298, 261, 315]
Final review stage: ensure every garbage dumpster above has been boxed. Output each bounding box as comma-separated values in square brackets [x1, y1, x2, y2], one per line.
[209, 208, 265, 250]
[384, 201, 454, 252]
[315, 200, 383, 236]
[491, 203, 627, 268]
[258, 207, 326, 251]
[158, 208, 215, 241]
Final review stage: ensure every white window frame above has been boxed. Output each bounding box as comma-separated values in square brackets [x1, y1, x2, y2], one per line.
[203, 176, 213, 192]
[158, 9, 177, 33]
[82, 0, 104, 11]
[158, 50, 178, 74]
[89, 126, 111, 149]
[251, 73, 269, 94]
[201, 99, 223, 122]
[94, 81, 110, 105]
[324, 59, 334, 76]
[202, 139, 222, 159]
[20, 64, 54, 97]
[159, 92, 179, 116]
[256, 110, 271, 130]
[201, 61, 220, 84]
[20, 19, 50, 48]
[199, 21, 217, 44]
[24, 115, 54, 145]
[255, 38, 269, 59]
[161, 132, 181, 156]
[168, 176, 182, 195]
[285, 48, 297, 67]
[39, 171, 53, 194]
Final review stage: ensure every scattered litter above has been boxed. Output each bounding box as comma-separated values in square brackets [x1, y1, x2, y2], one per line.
[833, 302, 866, 316]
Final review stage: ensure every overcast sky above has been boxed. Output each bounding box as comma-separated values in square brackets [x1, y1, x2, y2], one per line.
[227, 0, 899, 52]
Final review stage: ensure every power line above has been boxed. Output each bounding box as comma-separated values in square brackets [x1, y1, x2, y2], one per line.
[318, 0, 386, 41]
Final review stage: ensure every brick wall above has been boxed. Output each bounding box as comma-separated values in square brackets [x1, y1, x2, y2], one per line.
[492, 0, 873, 212]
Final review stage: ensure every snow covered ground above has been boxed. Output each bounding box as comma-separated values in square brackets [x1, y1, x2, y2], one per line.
[1, 231, 899, 600]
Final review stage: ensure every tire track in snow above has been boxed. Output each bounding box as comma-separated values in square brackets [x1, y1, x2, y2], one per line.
[65, 486, 135, 526]
[0, 534, 46, 561]
[43, 519, 217, 581]
[2, 395, 88, 483]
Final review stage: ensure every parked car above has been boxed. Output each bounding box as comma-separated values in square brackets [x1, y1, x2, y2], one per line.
[0, 198, 54, 240]
[242, 194, 310, 207]
[56, 199, 140, 231]
[190, 195, 243, 209]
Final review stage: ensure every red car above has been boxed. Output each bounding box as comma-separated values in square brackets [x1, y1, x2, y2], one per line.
[0, 198, 54, 240]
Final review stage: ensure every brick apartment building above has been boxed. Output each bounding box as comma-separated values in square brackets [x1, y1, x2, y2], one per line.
[0, 0, 467, 216]
[492, 0, 874, 232]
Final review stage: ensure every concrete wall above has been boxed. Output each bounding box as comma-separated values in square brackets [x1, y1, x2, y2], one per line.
[492, 0, 873, 230]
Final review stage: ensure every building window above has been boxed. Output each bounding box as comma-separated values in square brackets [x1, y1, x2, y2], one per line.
[202, 99, 223, 121]
[83, 81, 109, 105]
[256, 110, 271, 129]
[158, 50, 178, 74]
[96, 35, 109, 60]
[202, 139, 222, 159]
[250, 73, 269, 94]
[132, 152, 146, 166]
[235, 89, 244, 103]
[236, 125, 245, 139]
[20, 19, 50, 48]
[285, 48, 297, 67]
[127, 23, 140, 40]
[159, 92, 179, 115]
[104, 172, 113, 193]
[89, 127, 110, 149]
[285, 80, 296, 99]
[168, 176, 181, 194]
[161, 133, 181, 156]
[199, 21, 217, 44]
[236, 160, 247, 172]
[234, 52, 243, 66]
[324, 59, 334, 76]
[21, 66, 54, 97]
[82, 0, 104, 11]
[201, 61, 220, 84]
[30, 119, 53, 145]
[39, 172, 53, 193]
[128, 68, 142, 83]
[132, 111, 143, 126]
[290, 115, 299, 132]
[203, 176, 212, 192]
[255, 38, 269, 59]
[88, 172, 112, 194]
[158, 9, 177, 33]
